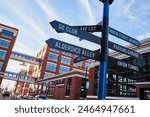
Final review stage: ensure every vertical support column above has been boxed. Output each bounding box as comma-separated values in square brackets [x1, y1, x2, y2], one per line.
[40, 83, 44, 94]
[98, 1, 110, 100]
[36, 84, 40, 94]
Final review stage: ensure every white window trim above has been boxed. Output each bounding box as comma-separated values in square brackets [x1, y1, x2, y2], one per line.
[0, 49, 7, 52]
[0, 38, 11, 42]
[46, 62, 57, 71]
[49, 52, 59, 56]
[61, 56, 71, 64]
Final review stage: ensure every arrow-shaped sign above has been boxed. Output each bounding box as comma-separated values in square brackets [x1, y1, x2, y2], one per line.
[46, 38, 139, 72]
[46, 38, 96, 60]
[57, 24, 140, 46]
[73, 25, 140, 46]
[50, 20, 141, 58]
[74, 49, 139, 72]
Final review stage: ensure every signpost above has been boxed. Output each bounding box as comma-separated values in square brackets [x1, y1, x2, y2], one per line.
[48, 0, 141, 100]
[74, 54, 139, 72]
[98, 0, 109, 100]
[46, 38, 96, 60]
[72, 25, 140, 46]
[50, 20, 141, 58]
[73, 25, 102, 32]
[109, 27, 140, 46]
[46, 38, 139, 72]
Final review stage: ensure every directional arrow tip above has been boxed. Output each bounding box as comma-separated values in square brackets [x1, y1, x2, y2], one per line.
[49, 20, 57, 28]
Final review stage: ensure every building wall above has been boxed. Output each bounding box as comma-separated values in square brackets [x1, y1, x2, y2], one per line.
[0, 24, 18, 85]
[87, 38, 150, 99]
[37, 76, 83, 100]
[34, 45, 89, 81]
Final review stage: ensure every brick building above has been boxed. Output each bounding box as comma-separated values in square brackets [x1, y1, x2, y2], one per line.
[0, 24, 18, 85]
[31, 45, 89, 79]
[34, 38, 150, 100]
[29, 45, 89, 98]
[87, 37, 150, 100]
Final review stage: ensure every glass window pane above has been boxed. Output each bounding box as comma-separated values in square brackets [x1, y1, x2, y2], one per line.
[147, 57, 150, 65]
[0, 39, 10, 48]
[1, 29, 14, 39]
[85, 63, 90, 70]
[74, 62, 83, 68]
[61, 57, 71, 65]
[0, 50, 7, 60]
[0, 63, 3, 71]
[44, 72, 54, 79]
[62, 51, 72, 56]
[59, 65, 70, 73]
[48, 53, 58, 61]
[46, 62, 57, 72]
[50, 48, 59, 53]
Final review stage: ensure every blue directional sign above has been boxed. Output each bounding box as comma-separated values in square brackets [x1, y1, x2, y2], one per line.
[50, 20, 141, 58]
[45, 38, 139, 72]
[73, 25, 102, 32]
[73, 25, 140, 46]
[46, 38, 96, 60]
[109, 27, 140, 46]
[74, 50, 139, 72]
[58, 24, 140, 46]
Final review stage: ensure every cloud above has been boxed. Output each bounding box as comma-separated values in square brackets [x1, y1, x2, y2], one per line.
[35, 0, 60, 21]
[0, 1, 48, 43]
[78, 0, 97, 24]
[122, 0, 138, 22]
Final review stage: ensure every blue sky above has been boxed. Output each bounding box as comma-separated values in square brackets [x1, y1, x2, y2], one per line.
[0, 0, 150, 55]
[1, 0, 150, 88]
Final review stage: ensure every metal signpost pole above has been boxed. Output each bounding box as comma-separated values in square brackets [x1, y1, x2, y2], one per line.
[98, 0, 113, 100]
[83, 67, 88, 100]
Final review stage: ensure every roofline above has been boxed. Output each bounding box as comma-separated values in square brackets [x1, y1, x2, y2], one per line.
[35, 70, 88, 84]
[0, 23, 19, 31]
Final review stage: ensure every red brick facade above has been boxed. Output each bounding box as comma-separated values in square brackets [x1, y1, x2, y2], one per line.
[0, 24, 18, 85]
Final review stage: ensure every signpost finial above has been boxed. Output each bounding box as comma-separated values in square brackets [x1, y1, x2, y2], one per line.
[99, 0, 114, 5]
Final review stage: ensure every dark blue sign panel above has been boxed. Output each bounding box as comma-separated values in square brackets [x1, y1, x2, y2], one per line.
[74, 50, 139, 72]
[50, 20, 141, 58]
[109, 27, 140, 46]
[46, 38, 96, 60]
[46, 38, 139, 72]
[71, 25, 140, 46]
[73, 25, 102, 32]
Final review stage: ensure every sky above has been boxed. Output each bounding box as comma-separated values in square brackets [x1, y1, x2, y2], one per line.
[0, 0, 150, 89]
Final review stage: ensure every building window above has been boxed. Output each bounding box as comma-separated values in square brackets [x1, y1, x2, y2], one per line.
[44, 72, 54, 79]
[62, 51, 72, 56]
[48, 53, 58, 61]
[1, 29, 14, 39]
[61, 57, 71, 65]
[50, 48, 59, 53]
[0, 50, 7, 60]
[57, 79, 65, 85]
[85, 63, 90, 70]
[47, 81, 55, 96]
[59, 65, 70, 73]
[0, 62, 3, 71]
[65, 78, 72, 96]
[46, 62, 57, 72]
[0, 39, 10, 48]
[74, 62, 83, 68]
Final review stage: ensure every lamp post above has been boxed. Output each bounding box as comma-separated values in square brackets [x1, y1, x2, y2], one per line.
[98, 0, 114, 100]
